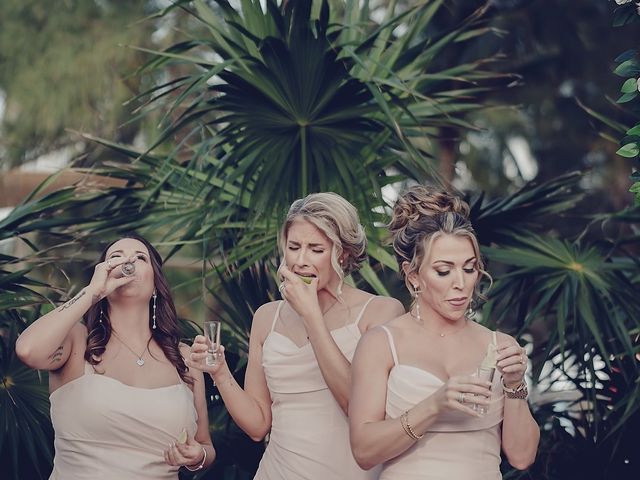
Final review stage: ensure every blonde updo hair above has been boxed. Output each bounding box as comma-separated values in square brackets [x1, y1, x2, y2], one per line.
[389, 185, 491, 302]
[279, 192, 368, 288]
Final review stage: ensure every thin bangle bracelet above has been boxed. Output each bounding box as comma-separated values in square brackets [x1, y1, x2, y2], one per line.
[184, 446, 207, 472]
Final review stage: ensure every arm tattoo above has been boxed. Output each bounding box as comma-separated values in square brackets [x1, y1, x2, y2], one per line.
[48, 345, 64, 364]
[58, 289, 87, 312]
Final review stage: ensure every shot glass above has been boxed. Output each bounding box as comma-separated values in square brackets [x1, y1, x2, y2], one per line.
[203, 320, 221, 367]
[474, 366, 495, 415]
[113, 261, 136, 278]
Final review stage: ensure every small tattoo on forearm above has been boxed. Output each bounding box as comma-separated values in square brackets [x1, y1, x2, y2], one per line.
[49, 345, 64, 364]
[58, 290, 86, 312]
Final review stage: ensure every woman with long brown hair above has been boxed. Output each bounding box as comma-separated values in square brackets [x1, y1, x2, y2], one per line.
[16, 233, 215, 479]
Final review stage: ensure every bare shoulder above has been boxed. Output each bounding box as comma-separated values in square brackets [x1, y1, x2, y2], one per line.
[250, 300, 282, 342]
[354, 324, 396, 371]
[359, 295, 406, 331]
[357, 324, 392, 355]
[496, 330, 519, 346]
[464, 323, 519, 351]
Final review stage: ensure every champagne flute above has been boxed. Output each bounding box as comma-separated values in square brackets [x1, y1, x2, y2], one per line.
[203, 320, 221, 367]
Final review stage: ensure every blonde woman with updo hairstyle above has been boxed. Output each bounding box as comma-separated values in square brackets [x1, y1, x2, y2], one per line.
[349, 186, 539, 479]
[188, 192, 405, 480]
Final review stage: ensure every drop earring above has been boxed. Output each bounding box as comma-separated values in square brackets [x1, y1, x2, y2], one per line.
[99, 307, 104, 324]
[152, 291, 157, 329]
[465, 298, 476, 320]
[337, 258, 344, 296]
[412, 284, 422, 323]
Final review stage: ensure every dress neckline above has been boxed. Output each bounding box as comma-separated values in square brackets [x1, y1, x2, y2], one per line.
[50, 363, 187, 400]
[264, 322, 359, 351]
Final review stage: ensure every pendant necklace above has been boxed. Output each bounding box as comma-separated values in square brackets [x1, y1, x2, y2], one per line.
[111, 329, 151, 366]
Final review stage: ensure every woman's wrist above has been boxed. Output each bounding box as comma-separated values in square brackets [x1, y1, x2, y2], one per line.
[211, 364, 232, 384]
[184, 446, 206, 471]
[84, 285, 103, 305]
[503, 378, 524, 389]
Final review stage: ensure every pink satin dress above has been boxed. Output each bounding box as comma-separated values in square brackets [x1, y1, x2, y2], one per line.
[49, 362, 197, 479]
[255, 298, 380, 480]
[379, 326, 504, 480]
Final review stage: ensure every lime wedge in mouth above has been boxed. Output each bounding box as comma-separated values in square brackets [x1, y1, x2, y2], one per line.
[297, 274, 313, 284]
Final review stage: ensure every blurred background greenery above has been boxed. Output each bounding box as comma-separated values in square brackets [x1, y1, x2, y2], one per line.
[1, 1, 639, 479]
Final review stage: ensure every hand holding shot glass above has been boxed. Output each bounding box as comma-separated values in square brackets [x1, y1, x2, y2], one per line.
[475, 342, 497, 415]
[203, 320, 221, 366]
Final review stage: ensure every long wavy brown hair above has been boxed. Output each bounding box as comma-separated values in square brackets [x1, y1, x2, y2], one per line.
[83, 233, 190, 384]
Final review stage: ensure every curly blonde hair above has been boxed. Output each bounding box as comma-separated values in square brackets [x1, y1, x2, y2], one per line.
[389, 186, 491, 301]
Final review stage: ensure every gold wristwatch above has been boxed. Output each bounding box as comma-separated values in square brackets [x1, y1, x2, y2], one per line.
[502, 378, 528, 400]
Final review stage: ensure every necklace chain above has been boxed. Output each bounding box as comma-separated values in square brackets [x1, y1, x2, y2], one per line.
[410, 307, 468, 337]
[111, 329, 151, 366]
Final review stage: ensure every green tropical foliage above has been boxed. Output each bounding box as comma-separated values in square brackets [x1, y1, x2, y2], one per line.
[610, 2, 640, 204]
[131, 0, 509, 217]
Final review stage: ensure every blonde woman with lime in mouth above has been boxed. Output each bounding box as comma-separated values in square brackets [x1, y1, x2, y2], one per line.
[188, 192, 405, 480]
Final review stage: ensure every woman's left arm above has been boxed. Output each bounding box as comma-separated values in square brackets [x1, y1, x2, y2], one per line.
[164, 344, 215, 472]
[496, 333, 540, 470]
[280, 267, 404, 413]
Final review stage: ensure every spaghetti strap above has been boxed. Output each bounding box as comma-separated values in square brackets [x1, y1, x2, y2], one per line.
[379, 325, 399, 366]
[270, 300, 285, 332]
[354, 296, 377, 327]
[492, 330, 497, 346]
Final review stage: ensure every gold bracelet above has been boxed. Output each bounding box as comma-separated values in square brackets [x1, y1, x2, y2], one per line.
[400, 410, 423, 441]
[184, 446, 207, 472]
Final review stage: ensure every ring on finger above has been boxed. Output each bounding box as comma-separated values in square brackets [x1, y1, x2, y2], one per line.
[106, 259, 113, 269]
[458, 392, 465, 403]
[520, 355, 526, 365]
[278, 283, 286, 292]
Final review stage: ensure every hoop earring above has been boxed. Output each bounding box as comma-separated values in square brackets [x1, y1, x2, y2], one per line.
[152, 291, 157, 330]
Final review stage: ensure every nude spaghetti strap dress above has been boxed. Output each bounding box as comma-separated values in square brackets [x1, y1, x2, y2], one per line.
[49, 362, 197, 479]
[255, 297, 380, 480]
[379, 326, 504, 480]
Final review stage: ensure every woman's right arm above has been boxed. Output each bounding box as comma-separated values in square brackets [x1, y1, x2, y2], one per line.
[15, 256, 133, 371]
[348, 328, 492, 470]
[188, 303, 274, 442]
